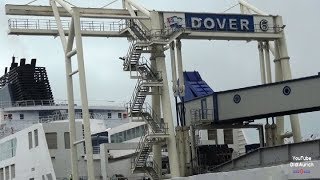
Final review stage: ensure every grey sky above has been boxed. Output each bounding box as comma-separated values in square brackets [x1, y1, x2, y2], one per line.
[0, 0, 320, 143]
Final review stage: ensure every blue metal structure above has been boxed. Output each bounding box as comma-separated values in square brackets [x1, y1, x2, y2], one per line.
[179, 71, 214, 102]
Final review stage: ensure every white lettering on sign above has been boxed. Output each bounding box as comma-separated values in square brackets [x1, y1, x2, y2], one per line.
[204, 18, 215, 29]
[240, 19, 250, 31]
[191, 17, 201, 28]
[217, 19, 226, 29]
[229, 19, 237, 30]
[190, 17, 252, 31]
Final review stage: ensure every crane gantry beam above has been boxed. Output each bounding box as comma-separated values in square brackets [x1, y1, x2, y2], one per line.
[5, 4, 149, 19]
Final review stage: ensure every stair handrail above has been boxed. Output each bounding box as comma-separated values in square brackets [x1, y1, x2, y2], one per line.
[123, 40, 136, 70]
[132, 132, 146, 168]
[141, 103, 168, 134]
[129, 78, 145, 113]
[146, 159, 161, 179]
[133, 128, 151, 169]
[137, 57, 162, 81]
[130, 19, 150, 40]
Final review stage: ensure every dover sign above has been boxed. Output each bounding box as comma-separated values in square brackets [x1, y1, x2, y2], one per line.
[163, 12, 275, 33]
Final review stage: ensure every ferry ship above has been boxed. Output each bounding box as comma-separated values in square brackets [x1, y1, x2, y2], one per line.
[0, 57, 247, 179]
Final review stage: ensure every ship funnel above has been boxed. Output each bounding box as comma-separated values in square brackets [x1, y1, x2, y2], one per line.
[4, 67, 7, 75]
[31, 58, 36, 67]
[20, 58, 26, 66]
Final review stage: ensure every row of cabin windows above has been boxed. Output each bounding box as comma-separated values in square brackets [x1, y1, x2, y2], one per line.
[0, 164, 15, 180]
[28, 130, 39, 149]
[4, 113, 128, 120]
[45, 132, 70, 149]
[110, 125, 146, 143]
[207, 129, 234, 144]
[3, 114, 24, 120]
[28, 130, 71, 150]
[107, 112, 127, 119]
[3, 114, 12, 120]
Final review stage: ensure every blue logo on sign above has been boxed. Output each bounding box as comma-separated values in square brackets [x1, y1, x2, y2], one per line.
[167, 16, 184, 29]
[185, 13, 254, 32]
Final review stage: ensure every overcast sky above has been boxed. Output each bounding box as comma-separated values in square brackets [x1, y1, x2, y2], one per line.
[0, 0, 320, 143]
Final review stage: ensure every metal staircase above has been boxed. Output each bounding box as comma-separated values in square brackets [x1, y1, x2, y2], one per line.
[121, 18, 175, 180]
[126, 56, 163, 117]
[123, 41, 150, 73]
[123, 41, 166, 179]
[128, 20, 149, 41]
[131, 104, 168, 180]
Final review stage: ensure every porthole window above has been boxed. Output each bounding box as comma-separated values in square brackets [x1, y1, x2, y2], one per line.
[283, 86, 291, 96]
[233, 94, 241, 104]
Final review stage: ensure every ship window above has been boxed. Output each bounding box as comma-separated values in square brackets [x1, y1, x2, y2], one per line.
[118, 132, 123, 143]
[0, 139, 17, 161]
[224, 129, 234, 144]
[110, 135, 115, 143]
[28, 132, 33, 149]
[140, 126, 145, 136]
[201, 98, 208, 119]
[131, 128, 136, 139]
[8, 114, 12, 120]
[108, 113, 112, 118]
[5, 166, 9, 180]
[115, 133, 119, 142]
[20, 114, 24, 120]
[0, 168, 3, 180]
[46, 173, 53, 180]
[123, 113, 127, 119]
[45, 133, 58, 149]
[11, 164, 15, 178]
[127, 129, 132, 140]
[123, 131, 127, 141]
[118, 113, 122, 119]
[208, 129, 217, 143]
[64, 132, 70, 149]
[135, 126, 141, 137]
[34, 129, 39, 147]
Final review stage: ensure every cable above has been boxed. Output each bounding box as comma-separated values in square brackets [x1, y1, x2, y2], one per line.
[25, 0, 39, 5]
[222, 3, 240, 13]
[62, 0, 76, 7]
[101, 0, 119, 8]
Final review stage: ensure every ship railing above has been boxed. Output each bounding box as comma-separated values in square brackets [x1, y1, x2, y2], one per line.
[0, 99, 126, 108]
[8, 18, 127, 32]
[39, 112, 110, 123]
[190, 109, 214, 124]
[0, 100, 55, 108]
[92, 146, 100, 154]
